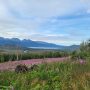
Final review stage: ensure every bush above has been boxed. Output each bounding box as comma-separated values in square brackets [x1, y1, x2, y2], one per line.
[15, 64, 29, 73]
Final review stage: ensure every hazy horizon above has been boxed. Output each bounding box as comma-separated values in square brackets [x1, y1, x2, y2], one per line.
[0, 0, 90, 45]
[0, 36, 81, 46]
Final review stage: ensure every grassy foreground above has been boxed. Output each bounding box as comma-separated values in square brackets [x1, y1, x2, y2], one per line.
[0, 60, 90, 90]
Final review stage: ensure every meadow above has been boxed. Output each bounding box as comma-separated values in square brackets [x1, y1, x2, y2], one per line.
[0, 40, 90, 90]
[0, 60, 90, 90]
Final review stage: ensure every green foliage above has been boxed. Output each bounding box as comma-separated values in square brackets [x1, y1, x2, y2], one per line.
[0, 61, 90, 90]
[0, 51, 69, 63]
[71, 39, 90, 60]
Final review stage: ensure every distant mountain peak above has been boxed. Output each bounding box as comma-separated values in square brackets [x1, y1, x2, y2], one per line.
[0, 37, 80, 51]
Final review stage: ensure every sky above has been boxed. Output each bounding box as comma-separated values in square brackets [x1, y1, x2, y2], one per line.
[0, 0, 90, 46]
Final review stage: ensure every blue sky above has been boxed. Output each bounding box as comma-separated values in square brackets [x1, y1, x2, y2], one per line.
[0, 0, 90, 45]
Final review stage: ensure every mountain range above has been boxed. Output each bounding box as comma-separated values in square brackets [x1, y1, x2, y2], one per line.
[0, 37, 80, 51]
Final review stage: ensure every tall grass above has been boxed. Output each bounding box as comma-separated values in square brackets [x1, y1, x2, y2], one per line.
[0, 60, 90, 90]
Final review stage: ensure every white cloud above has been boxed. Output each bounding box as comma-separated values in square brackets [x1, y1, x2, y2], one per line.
[0, 0, 11, 18]
[29, 33, 81, 45]
[2, 0, 84, 18]
[80, 0, 90, 13]
[0, 0, 90, 45]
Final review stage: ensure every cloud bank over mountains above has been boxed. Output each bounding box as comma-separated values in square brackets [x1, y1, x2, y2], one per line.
[0, 0, 90, 45]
